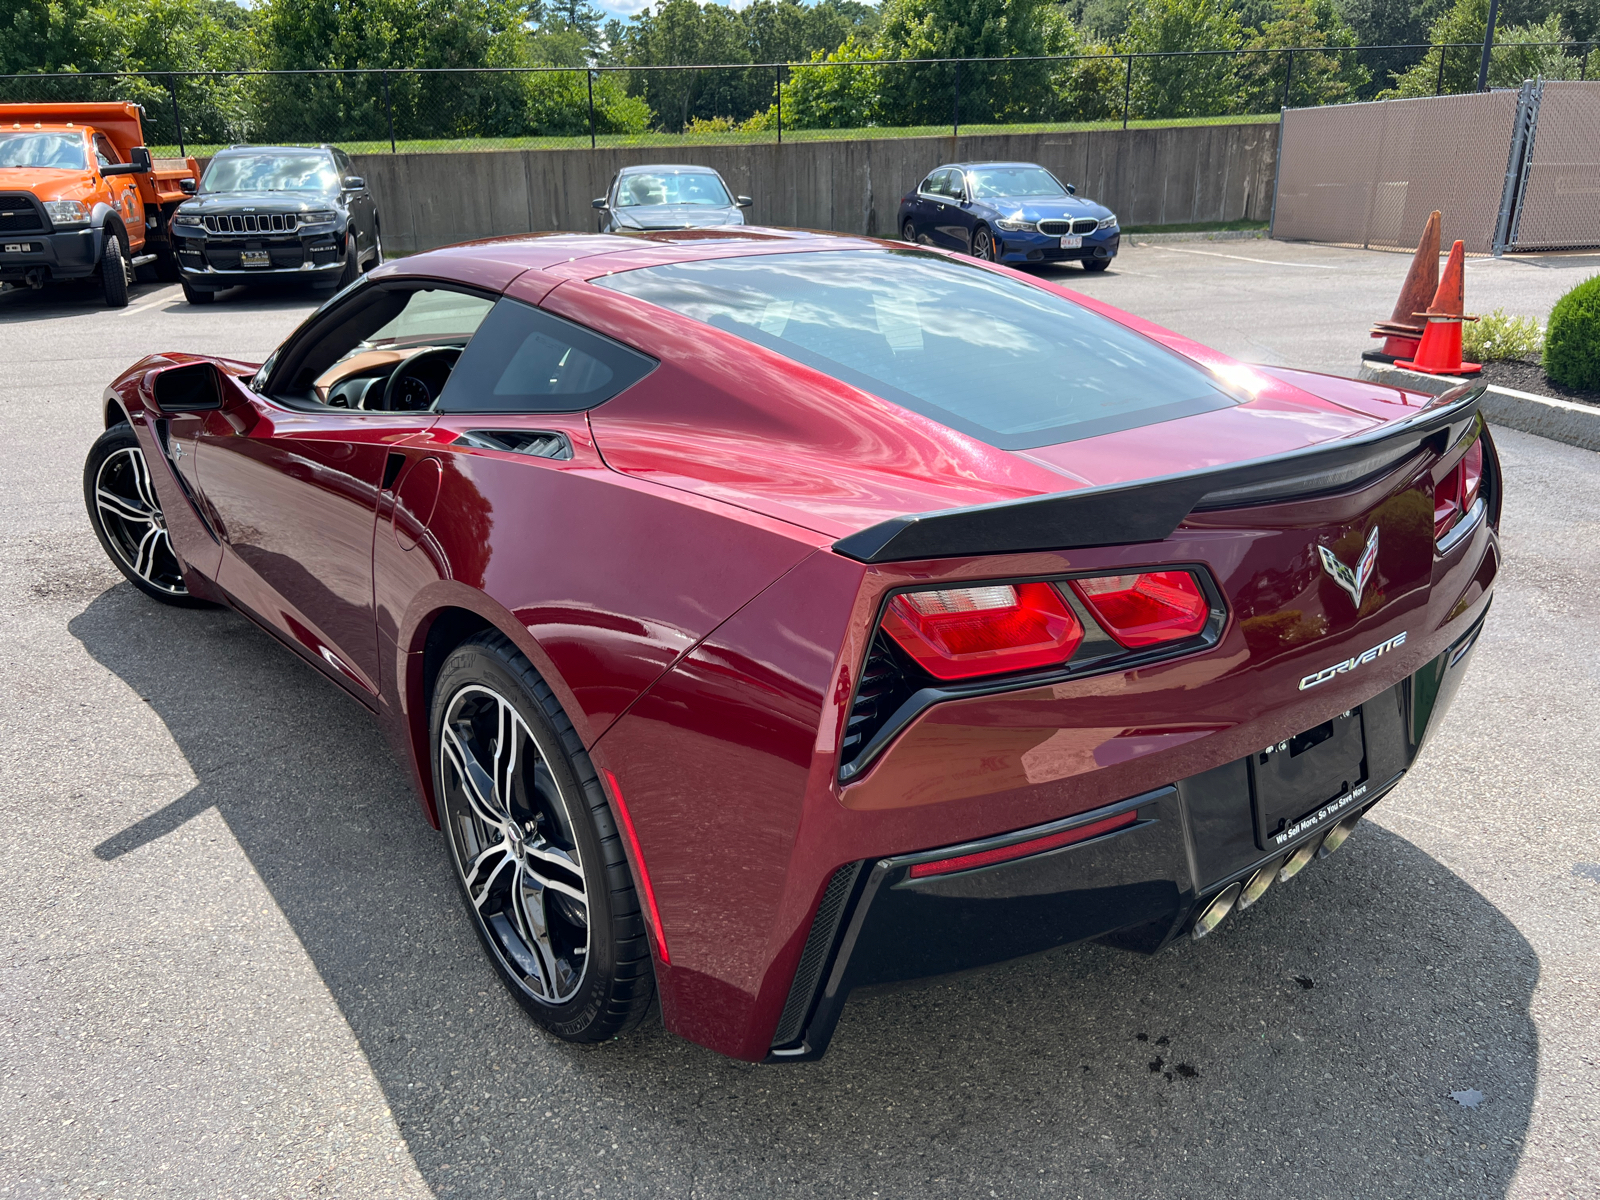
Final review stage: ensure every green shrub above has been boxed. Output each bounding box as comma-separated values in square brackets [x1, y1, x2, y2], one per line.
[1543, 274, 1600, 391]
[1463, 308, 1542, 363]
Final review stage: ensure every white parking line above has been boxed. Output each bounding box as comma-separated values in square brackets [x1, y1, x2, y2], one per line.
[1139, 245, 1340, 269]
[121, 287, 182, 316]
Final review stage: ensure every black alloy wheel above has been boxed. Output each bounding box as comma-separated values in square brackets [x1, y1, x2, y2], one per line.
[432, 633, 656, 1042]
[972, 226, 997, 261]
[83, 424, 207, 606]
[101, 233, 129, 308]
[902, 219, 918, 244]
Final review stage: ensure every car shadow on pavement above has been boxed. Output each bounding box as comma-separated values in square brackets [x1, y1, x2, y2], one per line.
[72, 584, 1539, 1198]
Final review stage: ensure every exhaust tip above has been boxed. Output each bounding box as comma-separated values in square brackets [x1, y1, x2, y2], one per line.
[1236, 857, 1285, 911]
[1318, 813, 1362, 858]
[1192, 881, 1242, 940]
[1278, 838, 1320, 883]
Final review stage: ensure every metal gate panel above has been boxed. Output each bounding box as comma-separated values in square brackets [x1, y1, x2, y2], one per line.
[1509, 81, 1600, 251]
[1273, 92, 1523, 253]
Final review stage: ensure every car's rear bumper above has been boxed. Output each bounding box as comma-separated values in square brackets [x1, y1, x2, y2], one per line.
[766, 608, 1488, 1061]
[0, 226, 104, 282]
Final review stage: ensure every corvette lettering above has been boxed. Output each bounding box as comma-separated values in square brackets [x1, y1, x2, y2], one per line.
[1297, 631, 1408, 691]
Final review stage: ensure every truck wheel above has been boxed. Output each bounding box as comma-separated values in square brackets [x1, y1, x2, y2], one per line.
[101, 234, 130, 308]
[181, 281, 216, 306]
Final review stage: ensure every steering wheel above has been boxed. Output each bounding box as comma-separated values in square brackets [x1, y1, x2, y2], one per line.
[376, 346, 462, 412]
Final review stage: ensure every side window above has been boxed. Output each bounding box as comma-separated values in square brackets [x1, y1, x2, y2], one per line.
[920, 170, 945, 197]
[333, 148, 354, 181]
[272, 282, 495, 404]
[93, 135, 118, 170]
[435, 298, 656, 414]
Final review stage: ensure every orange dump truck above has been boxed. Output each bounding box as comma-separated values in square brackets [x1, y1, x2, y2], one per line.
[0, 101, 201, 307]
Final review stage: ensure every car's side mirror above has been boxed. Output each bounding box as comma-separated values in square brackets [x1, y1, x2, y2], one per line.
[152, 361, 223, 412]
[179, 178, 197, 194]
[343, 176, 365, 190]
[592, 197, 608, 210]
[102, 147, 152, 177]
[1066, 183, 1077, 195]
[736, 196, 752, 208]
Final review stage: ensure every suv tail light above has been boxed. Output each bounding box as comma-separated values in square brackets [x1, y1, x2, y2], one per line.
[1069, 571, 1209, 647]
[881, 583, 1083, 681]
[1434, 436, 1484, 542]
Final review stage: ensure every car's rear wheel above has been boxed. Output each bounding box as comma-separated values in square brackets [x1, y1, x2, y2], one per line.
[100, 233, 129, 308]
[432, 633, 656, 1043]
[83, 424, 207, 606]
[1083, 257, 1110, 272]
[364, 222, 383, 272]
[902, 219, 917, 244]
[972, 226, 997, 261]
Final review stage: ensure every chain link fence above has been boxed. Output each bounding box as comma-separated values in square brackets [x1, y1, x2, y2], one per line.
[1508, 80, 1600, 251]
[3, 42, 1597, 158]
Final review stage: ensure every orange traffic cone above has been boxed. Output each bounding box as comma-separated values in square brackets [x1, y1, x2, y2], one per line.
[1366, 211, 1441, 363]
[1395, 240, 1480, 376]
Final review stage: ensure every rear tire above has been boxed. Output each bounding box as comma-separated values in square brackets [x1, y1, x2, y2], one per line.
[432, 632, 656, 1044]
[1083, 257, 1110, 272]
[100, 234, 129, 308]
[83, 423, 210, 606]
[902, 219, 917, 244]
[181, 280, 216, 305]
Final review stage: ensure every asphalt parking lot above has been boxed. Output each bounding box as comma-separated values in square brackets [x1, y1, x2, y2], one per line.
[2, 241, 1597, 1200]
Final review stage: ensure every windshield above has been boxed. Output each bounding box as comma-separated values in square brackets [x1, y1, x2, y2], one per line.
[0, 132, 87, 171]
[598, 250, 1237, 448]
[616, 171, 731, 208]
[968, 167, 1068, 200]
[203, 152, 338, 193]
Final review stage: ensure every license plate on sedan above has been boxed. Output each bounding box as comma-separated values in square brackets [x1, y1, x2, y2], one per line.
[240, 250, 272, 268]
[1060, 235, 1083, 249]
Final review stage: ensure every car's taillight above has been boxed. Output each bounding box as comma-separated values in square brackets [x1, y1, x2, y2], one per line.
[1434, 437, 1485, 542]
[1069, 570, 1209, 648]
[881, 582, 1084, 681]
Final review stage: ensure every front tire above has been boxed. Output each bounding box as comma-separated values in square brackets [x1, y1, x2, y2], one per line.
[100, 233, 129, 308]
[1083, 257, 1111, 272]
[83, 424, 207, 606]
[336, 233, 360, 289]
[972, 226, 996, 261]
[181, 280, 216, 305]
[432, 633, 656, 1043]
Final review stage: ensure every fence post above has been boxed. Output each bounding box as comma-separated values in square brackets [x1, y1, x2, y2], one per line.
[1281, 49, 1295, 109]
[1122, 54, 1132, 129]
[1436, 45, 1447, 95]
[776, 65, 782, 144]
[166, 74, 185, 158]
[587, 70, 596, 150]
[1477, 0, 1501, 92]
[952, 60, 960, 138]
[383, 70, 395, 153]
[1582, 43, 1590, 80]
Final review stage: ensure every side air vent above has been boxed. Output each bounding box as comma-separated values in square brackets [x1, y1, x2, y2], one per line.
[452, 430, 573, 459]
[840, 631, 918, 775]
[771, 862, 862, 1048]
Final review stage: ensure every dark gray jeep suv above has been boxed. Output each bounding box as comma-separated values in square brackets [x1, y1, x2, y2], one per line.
[170, 144, 381, 304]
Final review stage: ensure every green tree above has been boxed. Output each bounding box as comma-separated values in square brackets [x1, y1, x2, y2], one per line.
[775, 33, 887, 127]
[1238, 0, 1368, 113]
[1121, 0, 1244, 119]
[1039, 5, 1123, 121]
[1382, 0, 1591, 96]
[872, 0, 1056, 125]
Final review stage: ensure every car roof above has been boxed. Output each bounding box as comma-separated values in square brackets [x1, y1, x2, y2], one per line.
[213, 145, 334, 157]
[943, 161, 1047, 171]
[617, 163, 724, 175]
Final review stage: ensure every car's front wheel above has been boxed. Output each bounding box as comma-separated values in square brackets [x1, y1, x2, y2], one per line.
[1083, 257, 1111, 272]
[181, 280, 216, 305]
[972, 226, 996, 261]
[336, 233, 360, 289]
[432, 633, 656, 1043]
[83, 423, 207, 606]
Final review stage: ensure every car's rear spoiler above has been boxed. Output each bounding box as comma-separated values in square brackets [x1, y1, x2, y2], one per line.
[832, 381, 1486, 564]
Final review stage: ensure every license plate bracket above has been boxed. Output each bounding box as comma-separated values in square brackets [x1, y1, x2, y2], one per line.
[240, 249, 272, 268]
[1249, 709, 1368, 851]
[1060, 234, 1083, 249]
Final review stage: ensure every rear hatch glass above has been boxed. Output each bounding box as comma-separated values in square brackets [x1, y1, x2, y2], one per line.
[596, 248, 1239, 449]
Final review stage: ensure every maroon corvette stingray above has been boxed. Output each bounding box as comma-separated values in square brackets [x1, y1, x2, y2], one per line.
[85, 228, 1498, 1062]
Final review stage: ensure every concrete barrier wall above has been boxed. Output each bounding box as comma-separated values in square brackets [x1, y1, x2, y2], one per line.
[351, 121, 1279, 256]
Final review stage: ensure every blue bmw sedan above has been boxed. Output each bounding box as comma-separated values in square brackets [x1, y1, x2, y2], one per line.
[897, 161, 1119, 270]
